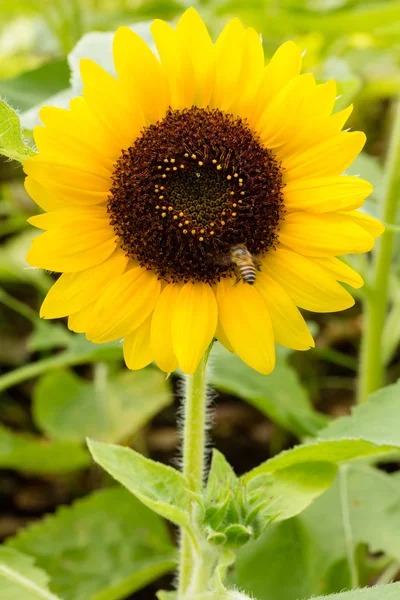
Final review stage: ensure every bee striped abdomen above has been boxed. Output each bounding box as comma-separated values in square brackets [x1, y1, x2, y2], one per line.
[239, 264, 256, 284]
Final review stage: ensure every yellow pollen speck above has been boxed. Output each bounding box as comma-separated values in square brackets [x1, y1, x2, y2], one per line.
[168, 206, 173, 211]
[234, 173, 238, 178]
[198, 161, 203, 166]
[216, 165, 222, 170]
[199, 236, 204, 241]
[239, 182, 243, 187]
[162, 206, 167, 210]
[162, 174, 166, 178]
[159, 195, 164, 200]
[239, 178, 243, 183]
[183, 229, 188, 234]
[179, 223, 183, 227]
[173, 215, 178, 220]
[200, 229, 205, 233]
[232, 203, 237, 207]
[221, 220, 225, 225]
[212, 159, 217, 164]
[180, 164, 185, 169]
[210, 222, 215, 227]
[184, 153, 189, 157]
[240, 191, 245, 195]
[164, 158, 169, 163]
[161, 212, 167, 217]
[185, 220, 189, 225]
[166, 167, 170, 171]
[155, 205, 160, 209]
[232, 212, 237, 217]
[170, 158, 175, 163]
[179, 212, 184, 217]
[191, 154, 196, 159]
[238, 199, 243, 203]
[173, 166, 177, 170]
[157, 166, 162, 170]
[227, 175, 232, 180]
[210, 231, 215, 235]
[230, 191, 235, 196]
[191, 229, 196, 234]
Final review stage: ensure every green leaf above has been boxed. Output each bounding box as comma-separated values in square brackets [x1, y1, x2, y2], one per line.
[28, 321, 73, 352]
[210, 345, 327, 437]
[236, 465, 400, 600]
[317, 58, 362, 111]
[0, 98, 36, 162]
[0, 60, 70, 113]
[248, 461, 337, 522]
[0, 547, 60, 600]
[305, 583, 400, 599]
[245, 381, 400, 482]
[318, 380, 400, 446]
[6, 488, 177, 600]
[0, 424, 90, 474]
[33, 367, 172, 443]
[88, 439, 191, 526]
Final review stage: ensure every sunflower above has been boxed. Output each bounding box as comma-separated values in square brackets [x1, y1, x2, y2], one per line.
[25, 8, 383, 375]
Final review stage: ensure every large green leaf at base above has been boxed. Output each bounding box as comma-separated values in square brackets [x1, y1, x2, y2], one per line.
[0, 547, 60, 600]
[236, 466, 400, 600]
[6, 488, 177, 600]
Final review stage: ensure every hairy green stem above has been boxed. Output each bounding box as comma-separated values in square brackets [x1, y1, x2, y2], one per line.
[358, 100, 400, 403]
[178, 349, 211, 598]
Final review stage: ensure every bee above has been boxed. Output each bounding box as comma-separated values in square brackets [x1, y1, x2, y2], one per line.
[219, 244, 261, 284]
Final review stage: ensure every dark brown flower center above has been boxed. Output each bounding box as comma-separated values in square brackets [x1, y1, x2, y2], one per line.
[108, 107, 284, 283]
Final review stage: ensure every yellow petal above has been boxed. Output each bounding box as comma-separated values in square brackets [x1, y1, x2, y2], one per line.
[215, 320, 234, 353]
[283, 131, 366, 182]
[25, 177, 66, 211]
[277, 104, 353, 161]
[123, 315, 153, 370]
[151, 283, 181, 373]
[176, 8, 215, 107]
[151, 19, 195, 110]
[171, 282, 217, 374]
[68, 302, 96, 333]
[113, 26, 169, 124]
[247, 41, 303, 130]
[216, 278, 275, 374]
[263, 247, 354, 312]
[27, 221, 116, 272]
[40, 248, 130, 318]
[33, 124, 114, 175]
[283, 176, 372, 213]
[210, 18, 246, 111]
[24, 157, 112, 193]
[87, 266, 161, 343]
[258, 74, 316, 148]
[28, 206, 107, 230]
[40, 98, 122, 161]
[230, 27, 265, 114]
[311, 257, 363, 289]
[256, 272, 314, 351]
[339, 210, 385, 238]
[80, 58, 143, 149]
[279, 211, 375, 256]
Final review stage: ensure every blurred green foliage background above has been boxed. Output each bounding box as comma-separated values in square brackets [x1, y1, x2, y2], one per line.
[1, 1, 400, 599]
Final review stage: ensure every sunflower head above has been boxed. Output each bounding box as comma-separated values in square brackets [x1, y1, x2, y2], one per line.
[24, 8, 383, 375]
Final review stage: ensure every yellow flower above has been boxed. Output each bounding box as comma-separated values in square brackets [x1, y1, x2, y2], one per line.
[25, 8, 383, 375]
